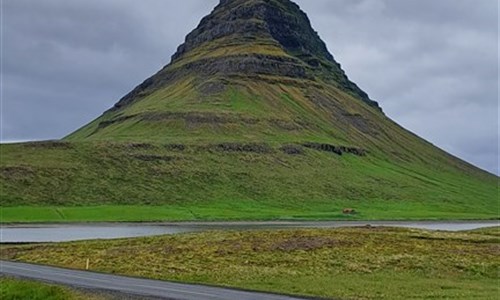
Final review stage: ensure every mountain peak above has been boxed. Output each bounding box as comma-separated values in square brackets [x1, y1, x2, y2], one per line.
[69, 0, 384, 142]
[172, 0, 335, 65]
[105, 0, 380, 112]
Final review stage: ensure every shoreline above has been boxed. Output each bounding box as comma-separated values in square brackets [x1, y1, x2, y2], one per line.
[1, 219, 499, 227]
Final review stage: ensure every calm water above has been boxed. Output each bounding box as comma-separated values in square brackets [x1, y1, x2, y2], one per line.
[1, 221, 498, 243]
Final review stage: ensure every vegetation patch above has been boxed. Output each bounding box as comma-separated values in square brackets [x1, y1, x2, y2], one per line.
[2, 227, 498, 300]
[163, 143, 186, 151]
[0, 138, 497, 220]
[0, 277, 106, 300]
[97, 115, 137, 130]
[131, 154, 176, 162]
[124, 143, 157, 150]
[0, 166, 35, 180]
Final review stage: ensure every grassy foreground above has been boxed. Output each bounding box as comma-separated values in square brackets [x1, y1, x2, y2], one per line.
[0, 277, 106, 300]
[2, 227, 499, 300]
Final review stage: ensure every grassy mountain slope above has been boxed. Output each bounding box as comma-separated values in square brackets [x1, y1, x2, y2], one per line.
[0, 138, 497, 222]
[0, 0, 497, 222]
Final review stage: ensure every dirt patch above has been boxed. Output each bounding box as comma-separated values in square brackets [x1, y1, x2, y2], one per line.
[266, 236, 342, 252]
[485, 244, 500, 255]
[0, 247, 20, 260]
[0, 166, 35, 179]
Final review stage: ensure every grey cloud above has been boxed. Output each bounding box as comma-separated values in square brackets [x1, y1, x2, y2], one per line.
[2, 0, 498, 175]
[2, 0, 216, 140]
[297, 0, 498, 174]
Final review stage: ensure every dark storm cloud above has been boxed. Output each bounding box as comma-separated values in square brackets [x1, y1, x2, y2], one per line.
[2, 0, 498, 174]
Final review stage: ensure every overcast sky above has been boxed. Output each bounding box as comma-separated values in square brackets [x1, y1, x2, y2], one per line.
[2, 0, 499, 175]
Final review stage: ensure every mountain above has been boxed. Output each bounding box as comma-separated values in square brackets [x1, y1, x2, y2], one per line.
[1, 0, 497, 222]
[67, 0, 382, 143]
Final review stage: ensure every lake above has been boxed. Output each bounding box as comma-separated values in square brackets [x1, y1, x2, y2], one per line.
[1, 221, 498, 243]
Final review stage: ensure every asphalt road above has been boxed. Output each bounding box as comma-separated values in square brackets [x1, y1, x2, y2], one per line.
[0, 260, 308, 300]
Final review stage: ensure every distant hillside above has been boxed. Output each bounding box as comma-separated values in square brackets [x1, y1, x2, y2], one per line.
[1, 0, 497, 222]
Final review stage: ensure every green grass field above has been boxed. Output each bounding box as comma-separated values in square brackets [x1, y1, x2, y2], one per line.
[0, 277, 105, 300]
[1, 140, 497, 223]
[3, 227, 499, 300]
[1, 202, 497, 223]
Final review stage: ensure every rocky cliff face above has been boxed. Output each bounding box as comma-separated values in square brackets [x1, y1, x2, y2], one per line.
[111, 0, 380, 112]
[172, 0, 335, 64]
